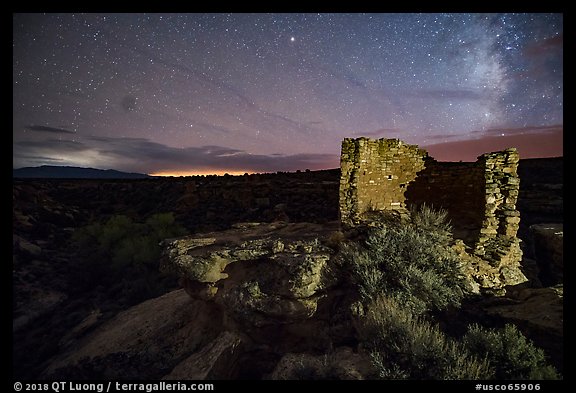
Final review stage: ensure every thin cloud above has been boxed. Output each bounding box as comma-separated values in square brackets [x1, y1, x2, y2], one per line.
[409, 89, 483, 100]
[16, 139, 88, 152]
[25, 125, 76, 134]
[524, 33, 563, 58]
[131, 46, 256, 110]
[340, 70, 367, 89]
[354, 128, 405, 137]
[425, 133, 462, 141]
[482, 124, 562, 137]
[194, 121, 233, 135]
[424, 125, 563, 161]
[13, 135, 339, 173]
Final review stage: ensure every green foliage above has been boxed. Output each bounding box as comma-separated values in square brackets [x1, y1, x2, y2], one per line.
[71, 212, 186, 306]
[343, 205, 467, 315]
[410, 203, 453, 243]
[344, 205, 558, 380]
[463, 324, 559, 380]
[73, 213, 185, 269]
[359, 296, 493, 380]
[290, 357, 331, 380]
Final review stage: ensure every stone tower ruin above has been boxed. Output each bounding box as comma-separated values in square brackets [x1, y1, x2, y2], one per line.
[339, 137, 526, 293]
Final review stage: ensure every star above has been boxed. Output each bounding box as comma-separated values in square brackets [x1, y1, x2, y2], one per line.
[12, 13, 563, 174]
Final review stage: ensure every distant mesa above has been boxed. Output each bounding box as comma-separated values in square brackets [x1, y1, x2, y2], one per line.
[13, 165, 151, 179]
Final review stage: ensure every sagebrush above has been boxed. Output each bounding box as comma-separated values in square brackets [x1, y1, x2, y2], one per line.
[358, 296, 493, 380]
[343, 205, 467, 315]
[463, 324, 559, 380]
[71, 212, 186, 306]
[344, 205, 559, 380]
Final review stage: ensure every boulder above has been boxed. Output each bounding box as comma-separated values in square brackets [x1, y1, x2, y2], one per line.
[482, 285, 563, 372]
[13, 235, 42, 256]
[161, 222, 340, 331]
[268, 347, 375, 380]
[163, 331, 245, 380]
[42, 222, 358, 379]
[43, 289, 224, 379]
[452, 238, 527, 295]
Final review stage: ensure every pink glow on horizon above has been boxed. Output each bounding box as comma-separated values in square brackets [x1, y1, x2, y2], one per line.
[424, 127, 563, 162]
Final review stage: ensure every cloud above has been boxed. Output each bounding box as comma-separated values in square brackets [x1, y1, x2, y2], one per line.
[340, 70, 367, 89]
[193, 121, 233, 135]
[16, 139, 89, 152]
[13, 136, 339, 174]
[480, 124, 562, 137]
[130, 46, 257, 110]
[515, 34, 563, 81]
[14, 155, 65, 163]
[424, 125, 563, 161]
[425, 133, 463, 141]
[409, 89, 483, 100]
[353, 128, 405, 138]
[128, 45, 326, 140]
[121, 95, 138, 112]
[524, 33, 563, 58]
[25, 125, 76, 134]
[258, 110, 321, 135]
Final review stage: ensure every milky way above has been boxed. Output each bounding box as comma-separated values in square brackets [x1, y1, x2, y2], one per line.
[13, 13, 563, 174]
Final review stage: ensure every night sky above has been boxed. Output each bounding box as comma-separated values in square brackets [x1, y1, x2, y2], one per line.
[13, 13, 563, 175]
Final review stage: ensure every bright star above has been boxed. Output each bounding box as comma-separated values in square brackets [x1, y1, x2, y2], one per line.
[290, 37, 295, 42]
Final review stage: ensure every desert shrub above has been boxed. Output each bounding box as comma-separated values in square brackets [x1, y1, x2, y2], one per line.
[463, 324, 559, 380]
[410, 203, 452, 243]
[70, 212, 187, 306]
[344, 206, 558, 380]
[290, 357, 332, 380]
[73, 213, 185, 268]
[324, 230, 346, 251]
[343, 206, 467, 315]
[359, 296, 492, 380]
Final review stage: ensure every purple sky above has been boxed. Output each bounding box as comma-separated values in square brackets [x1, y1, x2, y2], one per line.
[13, 13, 562, 175]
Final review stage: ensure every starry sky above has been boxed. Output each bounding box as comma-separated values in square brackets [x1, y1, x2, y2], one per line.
[13, 13, 563, 175]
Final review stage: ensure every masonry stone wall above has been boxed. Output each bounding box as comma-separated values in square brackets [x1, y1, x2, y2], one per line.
[339, 137, 525, 293]
[475, 148, 521, 254]
[404, 160, 486, 244]
[339, 138, 427, 226]
[339, 138, 521, 249]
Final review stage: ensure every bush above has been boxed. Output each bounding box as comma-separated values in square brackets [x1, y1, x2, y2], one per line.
[410, 203, 452, 243]
[463, 324, 559, 380]
[343, 206, 467, 315]
[344, 205, 558, 380]
[73, 213, 186, 270]
[70, 212, 187, 306]
[359, 296, 492, 380]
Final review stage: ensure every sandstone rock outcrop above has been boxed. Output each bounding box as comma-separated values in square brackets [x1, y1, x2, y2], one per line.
[452, 239, 526, 295]
[269, 346, 375, 380]
[163, 331, 245, 380]
[43, 289, 225, 379]
[160, 222, 345, 342]
[482, 285, 563, 372]
[22, 140, 561, 380]
[42, 222, 358, 379]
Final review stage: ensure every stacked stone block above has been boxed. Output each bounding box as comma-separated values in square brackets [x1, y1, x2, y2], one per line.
[404, 160, 485, 243]
[339, 137, 426, 226]
[475, 148, 521, 255]
[339, 138, 527, 293]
